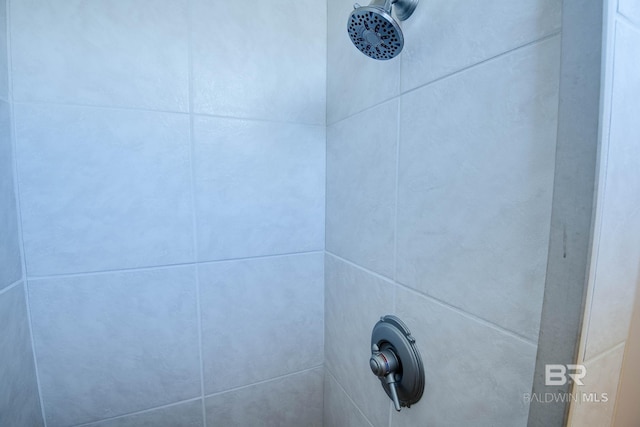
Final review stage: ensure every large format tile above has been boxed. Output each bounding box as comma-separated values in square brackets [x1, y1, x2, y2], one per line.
[584, 21, 640, 360]
[0, 0, 7, 99]
[205, 368, 323, 427]
[82, 400, 203, 427]
[326, 100, 397, 278]
[327, 0, 400, 124]
[0, 283, 44, 427]
[11, 0, 189, 111]
[391, 287, 537, 427]
[569, 345, 625, 427]
[29, 267, 200, 426]
[199, 253, 324, 394]
[619, 0, 640, 25]
[15, 104, 194, 276]
[400, 0, 561, 92]
[191, 0, 325, 124]
[396, 37, 560, 340]
[0, 101, 21, 289]
[193, 116, 324, 261]
[325, 254, 393, 427]
[324, 372, 373, 427]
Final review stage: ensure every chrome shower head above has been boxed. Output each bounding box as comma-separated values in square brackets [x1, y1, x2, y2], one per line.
[347, 0, 418, 60]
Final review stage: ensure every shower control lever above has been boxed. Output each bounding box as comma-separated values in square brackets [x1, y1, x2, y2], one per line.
[369, 316, 425, 411]
[370, 348, 402, 411]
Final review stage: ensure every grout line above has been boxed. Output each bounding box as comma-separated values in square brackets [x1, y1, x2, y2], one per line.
[26, 250, 325, 281]
[323, 108, 329, 253]
[5, 0, 25, 313]
[325, 368, 375, 427]
[185, 109, 326, 128]
[11, 99, 326, 128]
[617, 9, 640, 31]
[582, 341, 626, 365]
[202, 365, 324, 399]
[71, 397, 203, 427]
[326, 251, 538, 347]
[327, 91, 404, 128]
[322, 2, 328, 380]
[185, 1, 206, 425]
[395, 282, 538, 347]
[398, 29, 560, 98]
[196, 250, 324, 266]
[326, 30, 562, 127]
[326, 251, 399, 285]
[22, 282, 48, 427]
[195, 267, 207, 427]
[6, 0, 48, 423]
[392, 87, 402, 285]
[391, 95, 402, 323]
[27, 261, 203, 281]
[12, 99, 190, 116]
[324, 0, 329, 129]
[0, 278, 22, 296]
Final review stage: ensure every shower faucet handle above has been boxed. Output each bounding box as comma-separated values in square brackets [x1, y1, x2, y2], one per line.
[369, 348, 402, 411]
[387, 381, 402, 412]
[369, 315, 425, 411]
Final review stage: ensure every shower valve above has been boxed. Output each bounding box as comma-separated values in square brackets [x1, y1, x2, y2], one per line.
[370, 346, 403, 411]
[370, 347, 399, 377]
[369, 316, 425, 411]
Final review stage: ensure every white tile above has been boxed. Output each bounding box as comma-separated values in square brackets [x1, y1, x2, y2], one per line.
[584, 21, 640, 360]
[0, 0, 7, 99]
[15, 104, 194, 276]
[324, 254, 393, 427]
[193, 116, 324, 261]
[82, 400, 203, 427]
[199, 253, 324, 394]
[191, 0, 326, 124]
[391, 287, 537, 427]
[324, 372, 373, 427]
[326, 100, 398, 278]
[326, 0, 401, 124]
[619, 0, 640, 26]
[0, 101, 21, 289]
[10, 0, 189, 111]
[204, 368, 323, 427]
[0, 283, 44, 427]
[28, 267, 201, 427]
[400, 0, 561, 92]
[396, 37, 560, 340]
[569, 346, 625, 427]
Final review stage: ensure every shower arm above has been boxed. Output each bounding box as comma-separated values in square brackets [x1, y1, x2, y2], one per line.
[365, 0, 393, 12]
[354, 0, 418, 21]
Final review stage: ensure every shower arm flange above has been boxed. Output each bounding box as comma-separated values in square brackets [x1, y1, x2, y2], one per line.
[391, 0, 418, 21]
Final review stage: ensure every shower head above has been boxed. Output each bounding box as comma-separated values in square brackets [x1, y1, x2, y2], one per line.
[347, 0, 418, 60]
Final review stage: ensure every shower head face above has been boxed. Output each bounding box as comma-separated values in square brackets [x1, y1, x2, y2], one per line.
[348, 7, 404, 60]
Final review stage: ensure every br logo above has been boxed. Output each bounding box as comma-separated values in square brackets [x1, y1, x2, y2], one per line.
[545, 364, 587, 386]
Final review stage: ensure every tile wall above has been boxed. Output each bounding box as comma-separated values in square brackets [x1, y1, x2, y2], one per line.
[8, 0, 326, 425]
[0, 0, 44, 424]
[8, 0, 629, 426]
[324, 0, 563, 425]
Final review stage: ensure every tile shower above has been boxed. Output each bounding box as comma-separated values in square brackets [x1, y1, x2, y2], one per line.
[2, 1, 325, 425]
[2, 0, 636, 426]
